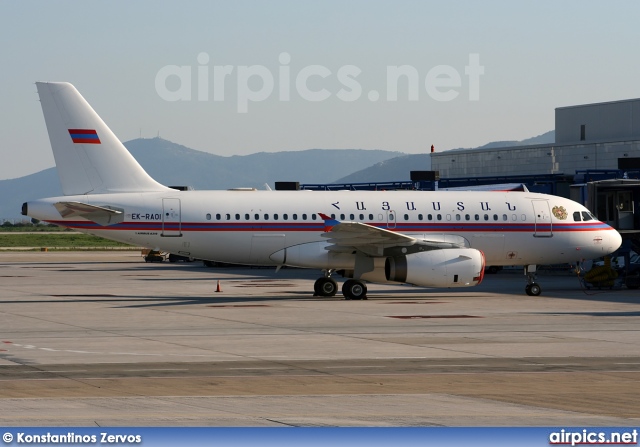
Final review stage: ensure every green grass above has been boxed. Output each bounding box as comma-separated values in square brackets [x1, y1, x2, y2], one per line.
[0, 233, 135, 248]
[0, 224, 72, 232]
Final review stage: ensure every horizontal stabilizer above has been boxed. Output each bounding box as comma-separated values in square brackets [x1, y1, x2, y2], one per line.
[54, 201, 124, 226]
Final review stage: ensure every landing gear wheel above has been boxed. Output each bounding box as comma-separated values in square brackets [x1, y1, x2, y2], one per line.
[314, 277, 337, 297]
[525, 283, 542, 296]
[342, 279, 367, 300]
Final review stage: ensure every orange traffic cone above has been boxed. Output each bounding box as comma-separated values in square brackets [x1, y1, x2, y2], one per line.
[215, 280, 222, 293]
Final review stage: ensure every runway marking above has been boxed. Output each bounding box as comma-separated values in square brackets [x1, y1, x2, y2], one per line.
[541, 363, 580, 366]
[381, 302, 448, 304]
[422, 364, 488, 367]
[228, 367, 288, 370]
[123, 368, 189, 372]
[22, 370, 88, 373]
[374, 357, 428, 359]
[387, 315, 481, 319]
[324, 366, 385, 369]
[3, 369, 640, 384]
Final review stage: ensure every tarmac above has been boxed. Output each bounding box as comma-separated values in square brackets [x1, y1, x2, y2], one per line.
[1, 251, 639, 426]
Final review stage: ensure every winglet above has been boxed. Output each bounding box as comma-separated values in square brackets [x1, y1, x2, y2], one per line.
[319, 213, 340, 232]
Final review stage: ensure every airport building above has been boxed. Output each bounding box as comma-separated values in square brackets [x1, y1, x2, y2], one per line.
[431, 98, 640, 178]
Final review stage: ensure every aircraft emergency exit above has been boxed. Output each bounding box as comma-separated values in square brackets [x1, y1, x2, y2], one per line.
[23, 82, 623, 298]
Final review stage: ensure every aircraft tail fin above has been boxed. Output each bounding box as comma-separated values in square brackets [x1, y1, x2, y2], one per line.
[36, 82, 170, 195]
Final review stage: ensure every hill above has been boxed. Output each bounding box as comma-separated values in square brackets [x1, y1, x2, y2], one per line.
[0, 139, 401, 220]
[334, 154, 431, 183]
[336, 131, 555, 183]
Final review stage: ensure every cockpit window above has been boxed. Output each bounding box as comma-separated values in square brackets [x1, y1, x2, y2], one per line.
[573, 211, 581, 221]
[581, 211, 593, 221]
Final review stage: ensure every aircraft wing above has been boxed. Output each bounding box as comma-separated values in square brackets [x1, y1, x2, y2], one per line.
[53, 201, 124, 226]
[318, 213, 467, 256]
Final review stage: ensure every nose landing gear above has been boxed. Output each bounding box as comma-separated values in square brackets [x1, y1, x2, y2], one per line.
[525, 265, 542, 296]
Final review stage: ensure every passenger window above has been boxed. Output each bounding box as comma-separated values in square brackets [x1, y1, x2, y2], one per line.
[418, 214, 423, 221]
[349, 214, 355, 220]
[446, 214, 451, 221]
[206, 213, 211, 220]
[573, 211, 581, 221]
[389, 214, 395, 221]
[369, 214, 374, 220]
[311, 214, 317, 220]
[235, 213, 240, 220]
[428, 214, 433, 221]
[216, 214, 221, 220]
[456, 214, 461, 221]
[484, 214, 489, 221]
[302, 214, 308, 220]
[283, 214, 288, 220]
[493, 214, 498, 221]
[264, 214, 269, 220]
[245, 214, 250, 220]
[465, 214, 470, 221]
[225, 213, 231, 220]
[254, 213, 259, 220]
[293, 214, 298, 220]
[359, 214, 364, 220]
[521, 214, 526, 221]
[581, 211, 593, 221]
[404, 214, 409, 220]
[511, 214, 517, 221]
[502, 214, 507, 221]
[273, 214, 278, 220]
[475, 214, 480, 220]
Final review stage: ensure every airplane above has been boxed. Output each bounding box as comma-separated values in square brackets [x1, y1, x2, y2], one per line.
[22, 82, 623, 299]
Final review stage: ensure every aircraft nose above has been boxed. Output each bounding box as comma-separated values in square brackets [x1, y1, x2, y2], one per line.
[609, 228, 623, 252]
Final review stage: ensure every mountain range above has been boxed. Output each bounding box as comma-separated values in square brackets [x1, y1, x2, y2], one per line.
[0, 131, 555, 221]
[0, 140, 402, 220]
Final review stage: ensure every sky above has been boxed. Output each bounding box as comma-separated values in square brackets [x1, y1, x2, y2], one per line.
[1, 0, 639, 180]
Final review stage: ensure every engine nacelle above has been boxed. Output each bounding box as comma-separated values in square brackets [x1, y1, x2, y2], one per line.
[269, 241, 355, 270]
[385, 248, 485, 288]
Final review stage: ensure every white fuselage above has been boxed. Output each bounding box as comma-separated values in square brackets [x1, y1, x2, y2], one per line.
[26, 189, 622, 269]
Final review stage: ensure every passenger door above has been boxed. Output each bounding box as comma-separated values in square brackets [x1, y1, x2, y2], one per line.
[532, 199, 552, 237]
[162, 198, 182, 237]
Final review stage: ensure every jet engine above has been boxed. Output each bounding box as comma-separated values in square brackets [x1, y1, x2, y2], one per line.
[385, 248, 485, 288]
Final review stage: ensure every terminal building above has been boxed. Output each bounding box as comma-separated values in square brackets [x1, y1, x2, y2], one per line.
[431, 98, 640, 179]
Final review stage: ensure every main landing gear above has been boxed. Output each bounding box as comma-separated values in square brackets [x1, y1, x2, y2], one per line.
[314, 276, 338, 297]
[524, 265, 542, 296]
[342, 279, 367, 300]
[313, 271, 367, 300]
